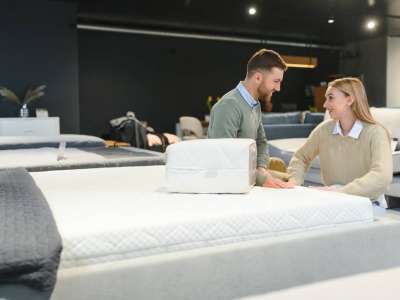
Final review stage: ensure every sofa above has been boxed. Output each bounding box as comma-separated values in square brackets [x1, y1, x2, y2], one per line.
[262, 111, 324, 140]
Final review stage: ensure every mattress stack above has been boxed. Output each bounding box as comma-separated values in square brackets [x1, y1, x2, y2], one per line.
[165, 139, 257, 193]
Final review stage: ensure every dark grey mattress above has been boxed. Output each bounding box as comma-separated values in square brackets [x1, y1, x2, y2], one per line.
[0, 168, 62, 297]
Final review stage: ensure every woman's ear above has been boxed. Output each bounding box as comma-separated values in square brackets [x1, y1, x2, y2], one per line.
[347, 95, 355, 106]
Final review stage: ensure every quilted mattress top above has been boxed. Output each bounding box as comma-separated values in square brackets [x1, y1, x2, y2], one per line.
[31, 166, 373, 269]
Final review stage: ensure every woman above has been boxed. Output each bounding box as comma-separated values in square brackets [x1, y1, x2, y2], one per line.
[287, 77, 392, 201]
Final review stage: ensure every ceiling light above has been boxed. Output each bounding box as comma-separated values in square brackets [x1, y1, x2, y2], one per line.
[366, 20, 377, 30]
[328, 18, 335, 24]
[248, 7, 257, 16]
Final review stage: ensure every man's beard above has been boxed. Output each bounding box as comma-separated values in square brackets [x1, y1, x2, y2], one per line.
[257, 86, 273, 103]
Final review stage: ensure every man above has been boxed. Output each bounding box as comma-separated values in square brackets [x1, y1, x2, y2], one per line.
[208, 49, 293, 188]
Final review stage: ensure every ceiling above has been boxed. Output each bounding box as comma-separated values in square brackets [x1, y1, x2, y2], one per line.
[66, 0, 400, 45]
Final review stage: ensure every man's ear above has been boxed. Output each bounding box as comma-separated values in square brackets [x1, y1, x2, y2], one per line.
[255, 72, 262, 83]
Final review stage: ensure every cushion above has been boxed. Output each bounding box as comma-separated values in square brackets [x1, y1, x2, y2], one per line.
[262, 112, 302, 125]
[165, 139, 256, 193]
[263, 124, 316, 140]
[303, 112, 325, 124]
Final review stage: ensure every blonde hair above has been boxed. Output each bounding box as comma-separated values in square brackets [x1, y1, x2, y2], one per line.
[328, 77, 391, 139]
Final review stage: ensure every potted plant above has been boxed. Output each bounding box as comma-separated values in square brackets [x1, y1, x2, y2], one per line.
[0, 85, 46, 117]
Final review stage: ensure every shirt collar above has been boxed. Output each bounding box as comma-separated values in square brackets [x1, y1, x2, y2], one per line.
[236, 82, 259, 109]
[332, 120, 363, 139]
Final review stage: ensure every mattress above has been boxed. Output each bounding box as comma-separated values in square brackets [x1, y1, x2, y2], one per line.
[268, 138, 322, 184]
[268, 138, 320, 168]
[165, 139, 256, 193]
[387, 175, 400, 197]
[0, 147, 164, 171]
[394, 151, 400, 174]
[31, 166, 373, 269]
[269, 138, 400, 175]
[0, 134, 106, 149]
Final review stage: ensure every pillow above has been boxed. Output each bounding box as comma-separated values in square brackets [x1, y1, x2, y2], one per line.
[165, 139, 256, 193]
[303, 112, 325, 124]
[0, 134, 106, 150]
[262, 112, 302, 124]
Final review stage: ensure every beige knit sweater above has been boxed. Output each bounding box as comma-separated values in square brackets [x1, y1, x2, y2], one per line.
[288, 120, 393, 199]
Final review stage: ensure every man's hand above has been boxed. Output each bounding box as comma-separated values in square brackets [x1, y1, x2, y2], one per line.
[257, 167, 295, 189]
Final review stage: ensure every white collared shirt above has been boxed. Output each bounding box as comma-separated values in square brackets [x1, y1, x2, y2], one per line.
[332, 119, 363, 139]
[236, 82, 259, 109]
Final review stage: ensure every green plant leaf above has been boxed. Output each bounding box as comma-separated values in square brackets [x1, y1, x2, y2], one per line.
[0, 86, 21, 105]
[22, 85, 46, 105]
[23, 86, 33, 102]
[24, 91, 45, 105]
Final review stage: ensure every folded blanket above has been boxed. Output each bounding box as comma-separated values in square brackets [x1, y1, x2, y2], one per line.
[0, 168, 62, 292]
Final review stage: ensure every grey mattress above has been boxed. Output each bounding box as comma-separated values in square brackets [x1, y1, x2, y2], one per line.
[0, 168, 62, 297]
[0, 147, 165, 172]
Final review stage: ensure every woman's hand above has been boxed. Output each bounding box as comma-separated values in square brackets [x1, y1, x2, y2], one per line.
[263, 177, 295, 189]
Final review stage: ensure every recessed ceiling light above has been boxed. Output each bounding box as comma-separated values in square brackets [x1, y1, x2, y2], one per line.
[328, 18, 335, 24]
[366, 19, 377, 30]
[248, 7, 257, 16]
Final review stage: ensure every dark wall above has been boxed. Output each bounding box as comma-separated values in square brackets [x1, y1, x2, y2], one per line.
[0, 0, 79, 133]
[273, 48, 341, 111]
[342, 37, 387, 107]
[78, 30, 340, 135]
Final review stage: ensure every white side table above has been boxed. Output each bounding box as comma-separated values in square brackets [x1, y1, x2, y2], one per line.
[0, 117, 60, 136]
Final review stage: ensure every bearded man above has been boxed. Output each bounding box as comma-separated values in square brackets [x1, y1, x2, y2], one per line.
[208, 49, 292, 188]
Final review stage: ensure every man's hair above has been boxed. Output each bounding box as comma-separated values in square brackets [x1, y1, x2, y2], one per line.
[246, 49, 287, 76]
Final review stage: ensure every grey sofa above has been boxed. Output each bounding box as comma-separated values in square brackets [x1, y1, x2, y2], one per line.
[262, 111, 324, 140]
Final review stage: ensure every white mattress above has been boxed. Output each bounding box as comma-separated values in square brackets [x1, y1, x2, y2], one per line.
[269, 138, 321, 169]
[270, 138, 400, 174]
[0, 147, 105, 168]
[31, 166, 373, 269]
[166, 139, 256, 193]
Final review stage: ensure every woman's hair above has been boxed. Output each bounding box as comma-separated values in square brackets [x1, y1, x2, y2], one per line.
[328, 77, 376, 124]
[328, 77, 391, 139]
